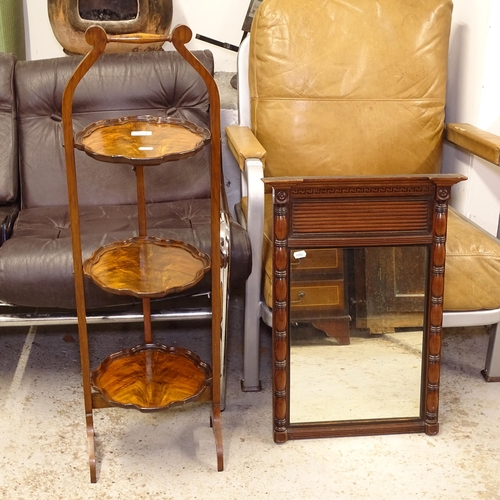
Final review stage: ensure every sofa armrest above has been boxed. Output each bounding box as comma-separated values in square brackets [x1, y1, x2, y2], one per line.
[446, 123, 500, 166]
[226, 125, 267, 171]
[0, 203, 19, 246]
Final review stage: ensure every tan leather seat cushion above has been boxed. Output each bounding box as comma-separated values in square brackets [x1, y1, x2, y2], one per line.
[444, 208, 500, 310]
[242, 196, 500, 312]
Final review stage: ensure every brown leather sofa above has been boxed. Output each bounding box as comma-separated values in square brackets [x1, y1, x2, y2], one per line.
[0, 49, 251, 330]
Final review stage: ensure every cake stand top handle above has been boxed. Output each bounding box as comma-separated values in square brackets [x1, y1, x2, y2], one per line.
[171, 25, 193, 46]
[85, 25, 171, 47]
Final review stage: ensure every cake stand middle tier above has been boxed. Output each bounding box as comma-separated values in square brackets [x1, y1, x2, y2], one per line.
[83, 236, 211, 298]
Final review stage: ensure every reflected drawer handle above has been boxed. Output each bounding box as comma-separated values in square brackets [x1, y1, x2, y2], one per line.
[291, 290, 306, 303]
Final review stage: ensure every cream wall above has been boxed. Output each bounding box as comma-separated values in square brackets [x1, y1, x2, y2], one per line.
[442, 0, 500, 235]
[22, 0, 247, 71]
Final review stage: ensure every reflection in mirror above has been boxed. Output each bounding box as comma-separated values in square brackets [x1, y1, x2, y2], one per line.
[289, 246, 428, 424]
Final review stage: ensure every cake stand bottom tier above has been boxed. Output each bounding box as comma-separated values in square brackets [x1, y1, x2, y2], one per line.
[91, 344, 212, 411]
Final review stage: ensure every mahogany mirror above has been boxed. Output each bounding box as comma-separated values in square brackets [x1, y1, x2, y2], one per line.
[265, 175, 465, 442]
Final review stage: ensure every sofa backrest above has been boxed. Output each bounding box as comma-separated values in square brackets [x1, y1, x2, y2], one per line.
[249, 0, 452, 178]
[14, 49, 214, 208]
[0, 52, 18, 205]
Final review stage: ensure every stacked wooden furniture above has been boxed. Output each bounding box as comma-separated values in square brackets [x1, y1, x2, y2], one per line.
[61, 25, 224, 482]
[289, 248, 350, 345]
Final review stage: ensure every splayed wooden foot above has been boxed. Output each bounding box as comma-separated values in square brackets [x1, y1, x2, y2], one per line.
[211, 404, 223, 471]
[86, 412, 97, 483]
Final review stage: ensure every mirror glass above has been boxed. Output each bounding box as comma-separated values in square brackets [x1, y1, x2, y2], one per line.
[289, 246, 428, 424]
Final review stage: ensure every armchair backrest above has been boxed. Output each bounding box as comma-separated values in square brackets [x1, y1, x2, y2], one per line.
[248, 0, 453, 178]
[14, 50, 214, 208]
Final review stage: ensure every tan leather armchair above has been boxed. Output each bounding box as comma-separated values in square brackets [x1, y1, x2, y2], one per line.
[227, 0, 500, 391]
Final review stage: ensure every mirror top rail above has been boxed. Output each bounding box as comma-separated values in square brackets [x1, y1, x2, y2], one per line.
[265, 174, 465, 249]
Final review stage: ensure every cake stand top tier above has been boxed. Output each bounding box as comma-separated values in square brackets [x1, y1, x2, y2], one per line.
[74, 115, 211, 166]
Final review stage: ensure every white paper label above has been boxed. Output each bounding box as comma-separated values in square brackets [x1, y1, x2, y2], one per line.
[131, 131, 152, 136]
[138, 146, 154, 151]
[293, 250, 307, 259]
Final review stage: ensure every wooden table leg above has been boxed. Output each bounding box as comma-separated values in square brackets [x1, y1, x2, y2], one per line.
[312, 318, 351, 345]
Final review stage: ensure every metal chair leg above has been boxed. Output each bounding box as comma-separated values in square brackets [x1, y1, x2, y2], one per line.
[483, 321, 500, 382]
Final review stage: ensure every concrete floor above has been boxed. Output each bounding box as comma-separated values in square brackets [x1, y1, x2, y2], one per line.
[1, 292, 500, 499]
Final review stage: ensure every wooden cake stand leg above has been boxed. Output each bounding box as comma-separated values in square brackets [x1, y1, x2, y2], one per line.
[77, 308, 97, 482]
[135, 165, 154, 344]
[81, 337, 97, 483]
[75, 279, 97, 482]
[211, 405, 223, 471]
[64, 104, 98, 482]
[86, 412, 97, 482]
[210, 215, 224, 471]
[142, 296, 153, 344]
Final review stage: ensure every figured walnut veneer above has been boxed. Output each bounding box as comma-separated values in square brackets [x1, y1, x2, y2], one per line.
[83, 236, 210, 298]
[92, 344, 212, 411]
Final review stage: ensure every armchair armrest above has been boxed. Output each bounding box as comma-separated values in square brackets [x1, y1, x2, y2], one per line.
[446, 123, 500, 166]
[226, 125, 267, 171]
[225, 126, 266, 377]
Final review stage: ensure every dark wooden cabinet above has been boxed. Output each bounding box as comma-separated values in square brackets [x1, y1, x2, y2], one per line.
[289, 248, 350, 344]
[355, 246, 428, 333]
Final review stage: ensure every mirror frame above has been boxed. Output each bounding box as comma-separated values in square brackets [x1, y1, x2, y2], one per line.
[265, 174, 465, 443]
